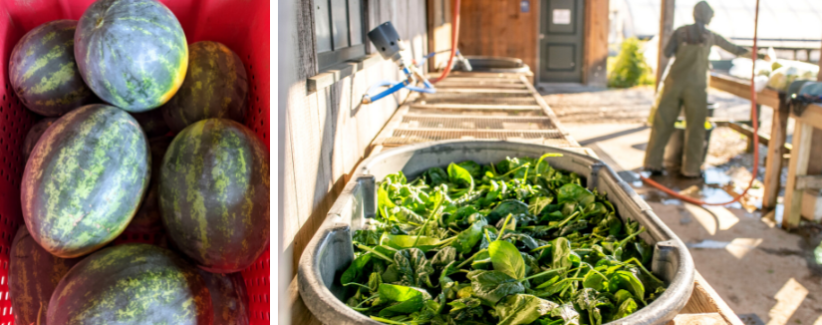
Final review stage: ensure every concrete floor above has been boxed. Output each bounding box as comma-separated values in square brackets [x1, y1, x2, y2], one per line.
[545, 88, 822, 325]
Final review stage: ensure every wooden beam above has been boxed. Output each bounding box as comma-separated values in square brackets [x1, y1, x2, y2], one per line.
[667, 314, 727, 325]
[783, 121, 814, 228]
[763, 100, 790, 209]
[433, 88, 532, 94]
[582, 0, 609, 87]
[410, 103, 542, 110]
[709, 73, 781, 109]
[792, 104, 822, 131]
[796, 176, 822, 190]
[656, 0, 675, 92]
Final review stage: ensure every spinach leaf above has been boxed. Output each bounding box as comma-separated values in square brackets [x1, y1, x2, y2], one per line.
[610, 270, 645, 304]
[394, 248, 435, 288]
[574, 288, 603, 325]
[341, 253, 372, 286]
[487, 200, 529, 224]
[582, 270, 606, 291]
[446, 205, 479, 228]
[489, 240, 526, 280]
[469, 270, 526, 305]
[431, 246, 457, 267]
[377, 283, 429, 316]
[529, 196, 554, 216]
[557, 183, 595, 207]
[457, 160, 483, 179]
[453, 219, 488, 254]
[550, 303, 580, 325]
[495, 294, 558, 325]
[614, 298, 638, 318]
[424, 167, 449, 186]
[448, 163, 474, 189]
[448, 297, 484, 320]
[382, 233, 442, 252]
[552, 238, 573, 270]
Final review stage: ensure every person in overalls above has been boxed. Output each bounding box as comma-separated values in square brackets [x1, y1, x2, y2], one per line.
[644, 1, 762, 178]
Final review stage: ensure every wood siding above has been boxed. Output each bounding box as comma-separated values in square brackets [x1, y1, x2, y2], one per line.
[279, 2, 428, 322]
[453, 0, 608, 85]
[583, 0, 609, 86]
[457, 0, 539, 74]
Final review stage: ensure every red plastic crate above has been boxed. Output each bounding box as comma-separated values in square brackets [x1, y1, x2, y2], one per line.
[0, 0, 270, 324]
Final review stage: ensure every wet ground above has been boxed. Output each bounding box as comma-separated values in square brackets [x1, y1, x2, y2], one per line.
[546, 87, 822, 324]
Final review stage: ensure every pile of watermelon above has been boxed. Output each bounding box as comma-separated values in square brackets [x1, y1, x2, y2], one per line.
[8, 0, 269, 324]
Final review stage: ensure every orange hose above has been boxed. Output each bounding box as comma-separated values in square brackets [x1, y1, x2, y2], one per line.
[640, 0, 761, 206]
[430, 0, 460, 84]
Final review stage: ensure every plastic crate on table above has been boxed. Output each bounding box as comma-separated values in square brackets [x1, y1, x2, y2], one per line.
[0, 0, 270, 324]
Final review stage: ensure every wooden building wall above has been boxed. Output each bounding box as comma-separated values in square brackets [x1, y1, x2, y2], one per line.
[452, 0, 608, 86]
[457, 0, 539, 74]
[279, 0, 428, 323]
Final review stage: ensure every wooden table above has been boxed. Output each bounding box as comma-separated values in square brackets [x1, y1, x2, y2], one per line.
[708, 73, 788, 211]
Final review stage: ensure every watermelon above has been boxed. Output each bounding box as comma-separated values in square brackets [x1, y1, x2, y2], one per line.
[75, 0, 188, 112]
[9, 20, 96, 116]
[21, 104, 150, 258]
[132, 108, 170, 138]
[162, 41, 248, 132]
[10, 227, 82, 325]
[159, 119, 269, 273]
[21, 117, 58, 161]
[47, 244, 213, 325]
[198, 270, 250, 325]
[127, 136, 173, 233]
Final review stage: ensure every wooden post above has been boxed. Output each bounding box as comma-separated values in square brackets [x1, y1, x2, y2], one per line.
[783, 121, 813, 228]
[656, 0, 675, 92]
[763, 99, 789, 209]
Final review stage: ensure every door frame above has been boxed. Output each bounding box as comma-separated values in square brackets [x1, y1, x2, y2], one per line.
[534, 0, 609, 86]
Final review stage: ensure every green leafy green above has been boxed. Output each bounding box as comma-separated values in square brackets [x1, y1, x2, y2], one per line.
[495, 294, 558, 325]
[489, 240, 526, 280]
[469, 270, 526, 305]
[340, 157, 667, 324]
[378, 284, 429, 316]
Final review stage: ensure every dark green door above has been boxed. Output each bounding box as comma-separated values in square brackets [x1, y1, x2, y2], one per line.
[540, 0, 584, 83]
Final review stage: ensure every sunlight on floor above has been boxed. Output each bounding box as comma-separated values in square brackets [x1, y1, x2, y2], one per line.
[725, 238, 763, 259]
[684, 203, 740, 235]
[767, 278, 808, 325]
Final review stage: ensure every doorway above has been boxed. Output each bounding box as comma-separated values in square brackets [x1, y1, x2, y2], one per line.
[539, 0, 585, 83]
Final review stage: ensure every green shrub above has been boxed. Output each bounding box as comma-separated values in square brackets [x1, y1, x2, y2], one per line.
[608, 38, 654, 88]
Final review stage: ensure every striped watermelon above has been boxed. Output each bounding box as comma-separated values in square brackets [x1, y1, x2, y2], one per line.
[126, 136, 172, 233]
[75, 0, 188, 112]
[159, 119, 269, 273]
[21, 117, 58, 161]
[10, 227, 82, 325]
[21, 104, 150, 258]
[199, 270, 250, 325]
[9, 20, 96, 116]
[47, 244, 213, 325]
[162, 41, 248, 132]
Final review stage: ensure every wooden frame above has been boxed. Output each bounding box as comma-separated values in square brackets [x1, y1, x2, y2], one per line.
[783, 103, 822, 228]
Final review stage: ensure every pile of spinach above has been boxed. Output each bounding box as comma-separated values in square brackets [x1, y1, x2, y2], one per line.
[340, 155, 666, 325]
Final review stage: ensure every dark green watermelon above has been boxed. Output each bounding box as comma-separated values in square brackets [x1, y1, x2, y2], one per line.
[162, 41, 248, 132]
[198, 270, 250, 325]
[159, 119, 269, 273]
[131, 108, 170, 138]
[10, 227, 82, 325]
[126, 136, 173, 233]
[75, 0, 188, 112]
[47, 244, 213, 325]
[9, 20, 96, 116]
[22, 117, 58, 161]
[21, 104, 150, 258]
